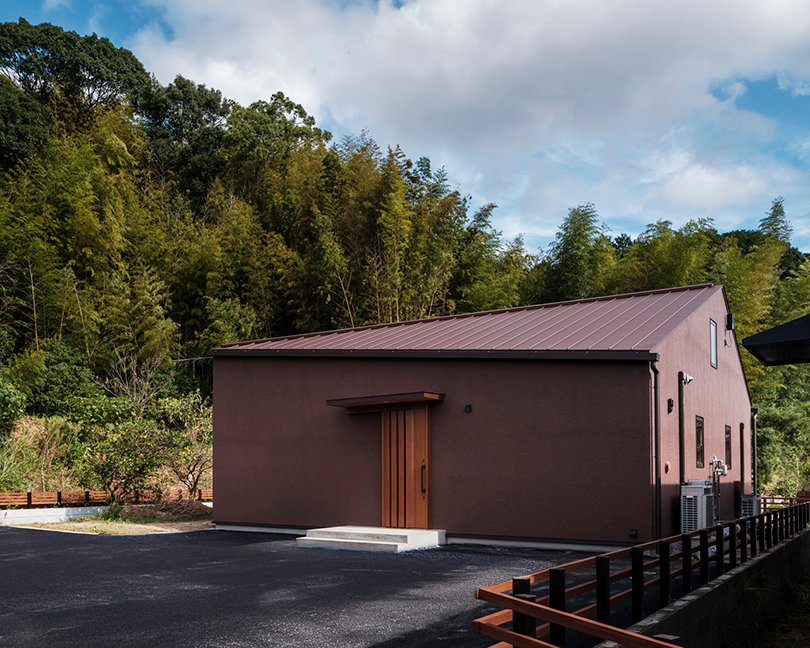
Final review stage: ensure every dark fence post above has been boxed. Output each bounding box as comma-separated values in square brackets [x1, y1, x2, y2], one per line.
[714, 525, 724, 576]
[511, 576, 535, 640]
[771, 511, 779, 547]
[699, 529, 710, 585]
[681, 533, 693, 595]
[549, 568, 566, 647]
[758, 514, 767, 552]
[729, 522, 738, 569]
[738, 519, 747, 564]
[596, 556, 611, 624]
[56, 491, 62, 507]
[659, 539, 671, 609]
[513, 593, 536, 640]
[84, 490, 90, 504]
[631, 547, 645, 622]
[749, 517, 757, 558]
[777, 509, 784, 542]
[26, 491, 32, 508]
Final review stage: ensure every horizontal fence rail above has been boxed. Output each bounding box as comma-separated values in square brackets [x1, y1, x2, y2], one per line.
[0, 488, 213, 508]
[474, 500, 810, 647]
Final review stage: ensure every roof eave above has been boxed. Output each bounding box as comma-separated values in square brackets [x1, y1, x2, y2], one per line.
[209, 348, 660, 361]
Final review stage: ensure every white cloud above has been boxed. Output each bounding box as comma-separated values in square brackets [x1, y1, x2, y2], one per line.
[127, 0, 810, 250]
[42, 0, 71, 11]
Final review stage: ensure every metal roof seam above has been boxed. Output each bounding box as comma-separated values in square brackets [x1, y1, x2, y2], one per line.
[549, 294, 666, 350]
[210, 284, 719, 356]
[214, 283, 716, 350]
[625, 287, 716, 350]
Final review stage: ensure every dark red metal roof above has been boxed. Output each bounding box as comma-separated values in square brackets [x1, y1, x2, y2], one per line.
[212, 284, 722, 360]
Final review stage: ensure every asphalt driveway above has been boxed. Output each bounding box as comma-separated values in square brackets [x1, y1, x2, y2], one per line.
[0, 526, 588, 647]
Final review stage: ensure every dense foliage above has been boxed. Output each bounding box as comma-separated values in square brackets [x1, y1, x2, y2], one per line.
[0, 20, 807, 496]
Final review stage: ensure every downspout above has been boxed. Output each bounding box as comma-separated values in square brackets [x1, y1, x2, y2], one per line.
[751, 407, 759, 494]
[739, 422, 745, 495]
[677, 370, 686, 485]
[651, 360, 662, 539]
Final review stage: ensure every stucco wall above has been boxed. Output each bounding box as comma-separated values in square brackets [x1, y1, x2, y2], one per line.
[655, 290, 753, 535]
[213, 357, 654, 544]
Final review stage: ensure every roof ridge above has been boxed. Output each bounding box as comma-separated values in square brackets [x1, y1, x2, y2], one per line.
[219, 283, 717, 349]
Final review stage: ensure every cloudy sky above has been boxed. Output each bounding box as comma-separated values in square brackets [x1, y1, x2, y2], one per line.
[4, 1, 810, 252]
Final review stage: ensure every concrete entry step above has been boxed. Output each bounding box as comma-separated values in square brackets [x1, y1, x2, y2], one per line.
[296, 526, 446, 553]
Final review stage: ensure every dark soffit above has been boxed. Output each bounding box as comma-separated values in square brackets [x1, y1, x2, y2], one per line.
[327, 392, 445, 410]
[742, 312, 810, 366]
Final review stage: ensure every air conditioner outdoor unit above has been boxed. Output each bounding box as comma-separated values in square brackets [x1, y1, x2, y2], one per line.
[740, 493, 761, 518]
[681, 480, 714, 533]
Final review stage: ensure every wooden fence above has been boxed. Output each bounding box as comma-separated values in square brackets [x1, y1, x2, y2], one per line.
[0, 488, 213, 508]
[474, 500, 810, 647]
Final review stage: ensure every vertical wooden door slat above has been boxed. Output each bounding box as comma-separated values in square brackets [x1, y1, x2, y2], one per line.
[381, 411, 391, 527]
[397, 410, 406, 528]
[414, 406, 428, 528]
[405, 409, 417, 528]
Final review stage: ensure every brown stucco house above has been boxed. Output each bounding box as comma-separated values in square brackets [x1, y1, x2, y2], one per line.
[210, 284, 754, 545]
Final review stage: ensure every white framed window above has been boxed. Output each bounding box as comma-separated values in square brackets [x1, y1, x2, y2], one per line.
[710, 319, 718, 368]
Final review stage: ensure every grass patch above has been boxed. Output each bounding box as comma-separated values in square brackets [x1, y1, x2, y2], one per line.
[102, 499, 212, 524]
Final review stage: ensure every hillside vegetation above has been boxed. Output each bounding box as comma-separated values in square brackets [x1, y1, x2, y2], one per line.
[0, 19, 808, 497]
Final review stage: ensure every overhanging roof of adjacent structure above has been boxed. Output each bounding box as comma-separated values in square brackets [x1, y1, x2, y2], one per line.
[742, 312, 810, 366]
[211, 284, 723, 361]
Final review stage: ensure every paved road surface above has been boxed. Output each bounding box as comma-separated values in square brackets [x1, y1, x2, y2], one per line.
[0, 527, 588, 647]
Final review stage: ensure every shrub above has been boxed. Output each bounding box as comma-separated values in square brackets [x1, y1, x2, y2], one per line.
[0, 377, 25, 433]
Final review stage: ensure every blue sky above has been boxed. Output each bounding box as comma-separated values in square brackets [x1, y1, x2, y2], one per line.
[3, 1, 810, 252]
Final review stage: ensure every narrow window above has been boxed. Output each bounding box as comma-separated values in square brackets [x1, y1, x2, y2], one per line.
[725, 425, 732, 469]
[710, 319, 718, 368]
[696, 416, 705, 468]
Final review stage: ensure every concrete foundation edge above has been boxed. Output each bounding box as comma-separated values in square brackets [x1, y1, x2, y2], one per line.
[0, 506, 109, 525]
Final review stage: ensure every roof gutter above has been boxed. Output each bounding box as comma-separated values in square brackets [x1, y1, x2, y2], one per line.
[209, 348, 660, 361]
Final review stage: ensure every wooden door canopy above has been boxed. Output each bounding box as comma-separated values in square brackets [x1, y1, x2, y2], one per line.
[326, 391, 444, 414]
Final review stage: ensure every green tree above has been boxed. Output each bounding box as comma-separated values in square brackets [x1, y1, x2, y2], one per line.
[0, 76, 49, 170]
[155, 392, 212, 495]
[0, 377, 25, 433]
[545, 203, 615, 301]
[76, 418, 170, 500]
[759, 196, 792, 244]
[0, 19, 149, 127]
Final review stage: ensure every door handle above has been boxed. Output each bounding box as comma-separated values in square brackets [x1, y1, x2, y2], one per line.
[421, 464, 426, 494]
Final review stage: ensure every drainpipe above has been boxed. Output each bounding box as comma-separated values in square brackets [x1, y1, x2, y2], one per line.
[751, 407, 759, 494]
[651, 360, 661, 539]
[739, 421, 745, 495]
[678, 370, 686, 485]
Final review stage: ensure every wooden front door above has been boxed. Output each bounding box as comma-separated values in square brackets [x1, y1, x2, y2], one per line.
[381, 407, 429, 528]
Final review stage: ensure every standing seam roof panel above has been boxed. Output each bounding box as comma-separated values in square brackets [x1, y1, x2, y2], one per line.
[213, 285, 722, 355]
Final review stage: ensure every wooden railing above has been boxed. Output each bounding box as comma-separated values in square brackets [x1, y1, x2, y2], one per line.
[0, 488, 213, 508]
[761, 495, 810, 510]
[474, 501, 810, 647]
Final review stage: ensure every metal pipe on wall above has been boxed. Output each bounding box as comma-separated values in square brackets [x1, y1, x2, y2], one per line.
[651, 361, 661, 539]
[678, 370, 686, 484]
[752, 408, 759, 494]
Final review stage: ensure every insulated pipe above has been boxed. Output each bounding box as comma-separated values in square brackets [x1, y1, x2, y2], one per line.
[651, 361, 662, 539]
[678, 370, 686, 484]
[752, 408, 759, 494]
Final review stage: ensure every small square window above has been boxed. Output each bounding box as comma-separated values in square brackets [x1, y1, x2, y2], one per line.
[710, 319, 718, 368]
[725, 425, 732, 469]
[696, 416, 705, 468]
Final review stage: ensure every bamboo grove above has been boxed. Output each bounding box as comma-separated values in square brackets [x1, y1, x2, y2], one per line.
[0, 20, 808, 496]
